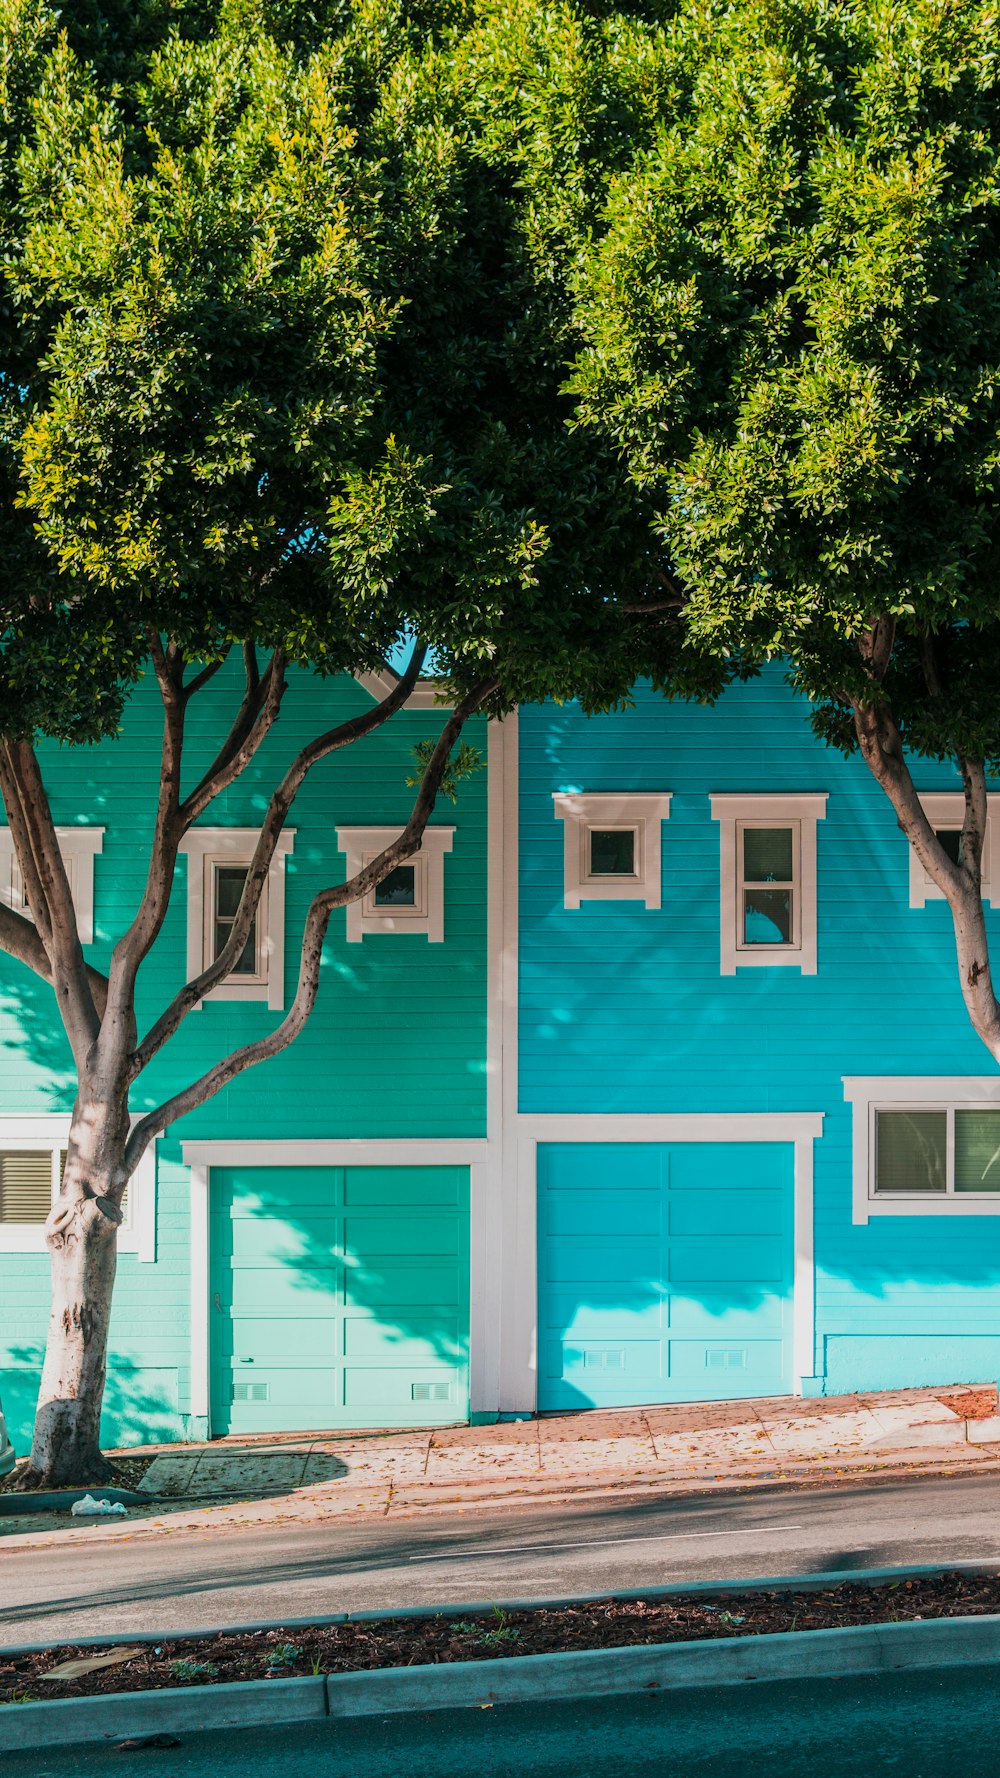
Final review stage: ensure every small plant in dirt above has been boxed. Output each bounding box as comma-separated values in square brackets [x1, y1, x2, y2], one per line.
[4, 1689, 37, 1705]
[452, 1608, 521, 1649]
[266, 1644, 303, 1671]
[169, 1659, 217, 1683]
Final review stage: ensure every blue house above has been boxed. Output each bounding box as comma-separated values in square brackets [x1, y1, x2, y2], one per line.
[1, 659, 998, 1448]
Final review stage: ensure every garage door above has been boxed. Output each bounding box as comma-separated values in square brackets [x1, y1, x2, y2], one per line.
[210, 1165, 469, 1434]
[537, 1142, 793, 1410]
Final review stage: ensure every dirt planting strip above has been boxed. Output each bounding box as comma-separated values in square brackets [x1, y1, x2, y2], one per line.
[4, 1571, 1000, 1705]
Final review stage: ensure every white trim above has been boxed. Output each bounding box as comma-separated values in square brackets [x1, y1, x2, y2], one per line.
[0, 827, 104, 945]
[908, 793, 1000, 907]
[177, 828, 294, 1010]
[844, 1076, 1000, 1219]
[505, 1111, 822, 1411]
[189, 1164, 210, 1423]
[552, 793, 671, 909]
[355, 669, 453, 710]
[711, 794, 828, 975]
[181, 1138, 488, 1165]
[477, 715, 515, 1417]
[334, 826, 454, 942]
[0, 1114, 156, 1260]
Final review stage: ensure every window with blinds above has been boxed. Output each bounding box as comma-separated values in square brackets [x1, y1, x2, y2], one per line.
[0, 1151, 53, 1223]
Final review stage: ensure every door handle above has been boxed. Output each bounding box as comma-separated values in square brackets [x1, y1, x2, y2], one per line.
[213, 1293, 221, 1312]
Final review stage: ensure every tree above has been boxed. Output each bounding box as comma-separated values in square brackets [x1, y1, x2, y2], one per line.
[1, 0, 705, 1486]
[502, 0, 1000, 1061]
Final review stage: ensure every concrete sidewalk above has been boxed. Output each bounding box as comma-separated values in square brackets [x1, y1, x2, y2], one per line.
[4, 1383, 999, 1547]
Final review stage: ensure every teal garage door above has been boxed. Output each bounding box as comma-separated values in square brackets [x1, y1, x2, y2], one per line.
[537, 1142, 793, 1410]
[210, 1165, 469, 1434]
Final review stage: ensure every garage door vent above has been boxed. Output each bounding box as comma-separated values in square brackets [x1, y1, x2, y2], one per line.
[412, 1382, 451, 1402]
[705, 1349, 747, 1371]
[232, 1382, 270, 1402]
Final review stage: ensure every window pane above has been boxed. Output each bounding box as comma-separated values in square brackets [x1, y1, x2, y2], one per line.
[742, 888, 792, 945]
[0, 1151, 52, 1223]
[215, 919, 257, 974]
[375, 866, 417, 907]
[742, 827, 794, 882]
[955, 1110, 1000, 1192]
[875, 1111, 947, 1193]
[589, 828, 636, 876]
[935, 829, 962, 867]
[215, 865, 249, 919]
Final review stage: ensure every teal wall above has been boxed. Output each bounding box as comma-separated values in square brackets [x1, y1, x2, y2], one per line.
[0, 662, 486, 1449]
[519, 667, 1000, 1396]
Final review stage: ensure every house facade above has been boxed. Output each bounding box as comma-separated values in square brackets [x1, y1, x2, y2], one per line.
[2, 660, 999, 1450]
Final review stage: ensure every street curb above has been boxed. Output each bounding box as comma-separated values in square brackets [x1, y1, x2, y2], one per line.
[6, 1615, 1000, 1750]
[0, 1675, 326, 1753]
[2, 1560, 998, 1658]
[0, 1488, 148, 1519]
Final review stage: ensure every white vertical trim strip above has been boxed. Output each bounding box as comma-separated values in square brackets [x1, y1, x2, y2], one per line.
[189, 1164, 210, 1424]
[792, 1136, 815, 1392]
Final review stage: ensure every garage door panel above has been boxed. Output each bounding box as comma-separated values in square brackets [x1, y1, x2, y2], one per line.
[544, 1237, 663, 1285]
[343, 1317, 463, 1360]
[343, 1166, 464, 1208]
[212, 1166, 469, 1434]
[667, 1145, 791, 1193]
[540, 1291, 667, 1340]
[214, 1215, 342, 1267]
[669, 1294, 787, 1337]
[668, 1236, 787, 1286]
[668, 1192, 784, 1238]
[537, 1141, 793, 1409]
[343, 1214, 460, 1258]
[669, 1339, 787, 1386]
[539, 1144, 665, 1193]
[544, 1339, 665, 1388]
[543, 1189, 662, 1239]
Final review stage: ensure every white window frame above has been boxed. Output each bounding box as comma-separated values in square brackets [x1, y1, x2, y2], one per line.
[177, 828, 295, 1010]
[711, 794, 827, 975]
[844, 1076, 1000, 1221]
[0, 1115, 157, 1259]
[552, 794, 672, 909]
[908, 793, 1000, 908]
[0, 827, 104, 945]
[334, 826, 455, 941]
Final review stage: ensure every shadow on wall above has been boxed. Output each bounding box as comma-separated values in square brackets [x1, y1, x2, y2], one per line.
[2, 1348, 180, 1456]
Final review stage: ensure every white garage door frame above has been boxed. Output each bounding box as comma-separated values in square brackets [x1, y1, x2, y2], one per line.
[182, 1138, 488, 1435]
[502, 1113, 824, 1414]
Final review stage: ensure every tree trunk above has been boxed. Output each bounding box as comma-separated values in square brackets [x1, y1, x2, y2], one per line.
[945, 876, 1000, 1065]
[14, 1099, 129, 1489]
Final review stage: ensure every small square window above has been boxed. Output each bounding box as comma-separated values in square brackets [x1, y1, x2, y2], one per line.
[587, 827, 637, 878]
[875, 1110, 947, 1193]
[374, 865, 417, 908]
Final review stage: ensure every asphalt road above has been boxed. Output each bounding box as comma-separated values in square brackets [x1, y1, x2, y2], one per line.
[3, 1470, 1000, 1644]
[6, 1666, 1000, 1778]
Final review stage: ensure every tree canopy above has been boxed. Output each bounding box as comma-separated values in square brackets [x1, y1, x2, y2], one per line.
[465, 0, 1000, 1058]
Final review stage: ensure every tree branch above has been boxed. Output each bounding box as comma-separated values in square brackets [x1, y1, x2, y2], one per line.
[0, 740, 101, 1055]
[180, 647, 287, 825]
[128, 644, 429, 1077]
[125, 676, 495, 1165]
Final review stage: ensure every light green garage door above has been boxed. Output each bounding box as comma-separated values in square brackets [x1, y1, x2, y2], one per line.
[210, 1165, 469, 1435]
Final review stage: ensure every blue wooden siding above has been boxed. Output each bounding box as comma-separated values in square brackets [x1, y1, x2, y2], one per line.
[0, 662, 486, 1449]
[520, 666, 1000, 1395]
